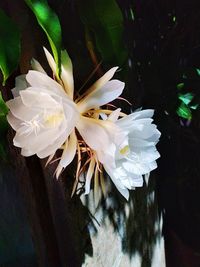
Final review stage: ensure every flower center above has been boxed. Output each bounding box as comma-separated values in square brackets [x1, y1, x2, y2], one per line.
[20, 115, 43, 136]
[120, 145, 130, 156]
[44, 111, 64, 127]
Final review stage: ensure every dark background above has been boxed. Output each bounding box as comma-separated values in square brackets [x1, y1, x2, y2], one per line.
[1, 0, 200, 266]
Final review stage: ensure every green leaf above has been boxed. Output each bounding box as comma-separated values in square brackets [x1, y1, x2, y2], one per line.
[176, 83, 184, 90]
[173, 16, 176, 22]
[61, 50, 72, 72]
[177, 103, 192, 120]
[178, 93, 194, 105]
[25, 0, 62, 77]
[0, 92, 8, 115]
[190, 103, 199, 110]
[0, 9, 21, 85]
[78, 0, 128, 65]
[196, 68, 200, 76]
[0, 92, 8, 159]
[0, 92, 8, 132]
[0, 114, 8, 135]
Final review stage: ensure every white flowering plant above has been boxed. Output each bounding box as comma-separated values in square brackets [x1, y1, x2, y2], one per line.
[1, 0, 161, 200]
[6, 47, 160, 200]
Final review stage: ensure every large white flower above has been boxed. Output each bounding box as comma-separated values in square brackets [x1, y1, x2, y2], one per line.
[7, 48, 125, 181]
[102, 109, 161, 199]
[7, 69, 79, 158]
[42, 48, 126, 178]
[7, 47, 160, 200]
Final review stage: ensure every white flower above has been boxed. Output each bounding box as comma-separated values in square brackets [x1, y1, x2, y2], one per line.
[102, 109, 161, 199]
[7, 67, 79, 159]
[7, 48, 125, 181]
[42, 48, 126, 178]
[7, 47, 161, 200]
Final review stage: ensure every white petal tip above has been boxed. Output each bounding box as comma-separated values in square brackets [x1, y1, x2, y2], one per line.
[31, 58, 46, 73]
[124, 192, 129, 201]
[43, 47, 53, 62]
[55, 165, 63, 179]
[43, 46, 48, 53]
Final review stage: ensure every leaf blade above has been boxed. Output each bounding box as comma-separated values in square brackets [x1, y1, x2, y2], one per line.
[78, 0, 128, 65]
[25, 0, 62, 77]
[0, 9, 21, 85]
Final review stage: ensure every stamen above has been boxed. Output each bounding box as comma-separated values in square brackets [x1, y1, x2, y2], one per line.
[45, 153, 55, 166]
[44, 111, 64, 127]
[49, 156, 62, 165]
[78, 157, 91, 177]
[117, 96, 132, 106]
[88, 109, 127, 117]
[20, 115, 43, 136]
[120, 145, 130, 155]
[76, 61, 102, 99]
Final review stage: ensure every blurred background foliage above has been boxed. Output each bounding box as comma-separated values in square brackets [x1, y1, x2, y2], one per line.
[0, 0, 200, 266]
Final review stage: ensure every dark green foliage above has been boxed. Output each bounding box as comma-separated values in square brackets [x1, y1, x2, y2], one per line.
[0, 9, 21, 85]
[77, 0, 128, 66]
[0, 92, 8, 159]
[25, 0, 62, 76]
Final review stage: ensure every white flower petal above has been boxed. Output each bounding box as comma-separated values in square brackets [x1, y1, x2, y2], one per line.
[117, 109, 154, 127]
[31, 58, 46, 73]
[108, 108, 121, 122]
[147, 130, 161, 142]
[60, 50, 74, 99]
[96, 144, 116, 168]
[20, 89, 61, 110]
[128, 137, 155, 147]
[113, 184, 129, 200]
[7, 97, 40, 121]
[131, 109, 154, 119]
[43, 47, 57, 76]
[7, 113, 22, 131]
[76, 117, 121, 168]
[55, 131, 77, 178]
[129, 124, 159, 140]
[26, 70, 66, 98]
[44, 47, 74, 98]
[144, 173, 150, 185]
[104, 164, 129, 200]
[59, 131, 77, 167]
[76, 116, 112, 151]
[99, 112, 108, 120]
[83, 66, 118, 97]
[21, 148, 34, 157]
[77, 80, 124, 113]
[77, 116, 126, 152]
[14, 127, 60, 152]
[102, 108, 160, 197]
[36, 128, 69, 158]
[122, 159, 157, 175]
[128, 174, 143, 187]
[85, 158, 96, 195]
[12, 75, 28, 97]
